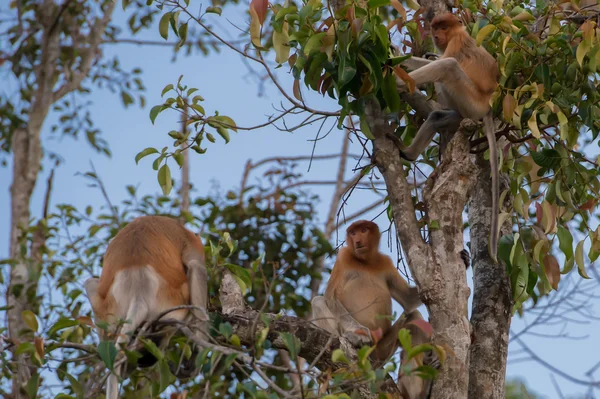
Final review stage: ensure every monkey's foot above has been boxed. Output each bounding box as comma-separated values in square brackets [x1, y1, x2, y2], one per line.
[386, 133, 414, 161]
[343, 328, 373, 347]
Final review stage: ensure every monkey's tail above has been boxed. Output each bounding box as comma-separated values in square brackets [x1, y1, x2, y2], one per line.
[106, 267, 156, 399]
[483, 111, 499, 263]
[187, 260, 209, 340]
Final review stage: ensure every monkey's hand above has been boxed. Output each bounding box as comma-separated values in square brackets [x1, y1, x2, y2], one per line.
[343, 327, 373, 347]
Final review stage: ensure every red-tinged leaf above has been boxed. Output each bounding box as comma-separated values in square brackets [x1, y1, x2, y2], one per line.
[409, 319, 433, 338]
[293, 79, 302, 101]
[393, 66, 415, 93]
[250, 0, 268, 25]
[390, 0, 406, 19]
[34, 337, 45, 359]
[76, 316, 95, 328]
[535, 202, 543, 226]
[543, 254, 561, 290]
[581, 198, 596, 211]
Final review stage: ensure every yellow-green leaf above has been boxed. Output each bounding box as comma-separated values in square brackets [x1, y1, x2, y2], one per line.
[159, 12, 170, 40]
[332, 348, 349, 363]
[502, 94, 516, 121]
[360, 117, 374, 140]
[249, 6, 262, 48]
[476, 24, 496, 46]
[22, 310, 38, 332]
[273, 21, 290, 64]
[527, 110, 540, 138]
[576, 37, 592, 67]
[575, 240, 590, 279]
[157, 164, 172, 195]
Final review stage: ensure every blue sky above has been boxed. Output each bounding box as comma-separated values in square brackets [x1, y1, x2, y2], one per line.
[1, 3, 599, 398]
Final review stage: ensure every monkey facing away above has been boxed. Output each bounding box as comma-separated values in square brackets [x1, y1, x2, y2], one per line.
[311, 220, 422, 362]
[393, 12, 501, 262]
[84, 215, 209, 399]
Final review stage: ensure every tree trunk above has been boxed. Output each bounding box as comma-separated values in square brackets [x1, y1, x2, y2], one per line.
[367, 99, 475, 398]
[6, 2, 116, 395]
[467, 152, 513, 399]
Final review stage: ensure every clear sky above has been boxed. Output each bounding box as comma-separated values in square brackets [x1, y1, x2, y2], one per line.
[0, 3, 598, 398]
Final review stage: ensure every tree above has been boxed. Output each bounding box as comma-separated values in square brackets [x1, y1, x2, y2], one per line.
[0, 0, 235, 395]
[143, 0, 600, 397]
[2, 0, 600, 397]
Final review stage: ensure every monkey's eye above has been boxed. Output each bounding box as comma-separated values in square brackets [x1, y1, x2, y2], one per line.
[361, 228, 367, 233]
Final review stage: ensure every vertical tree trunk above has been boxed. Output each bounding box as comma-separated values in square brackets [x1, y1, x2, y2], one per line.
[467, 154, 513, 399]
[6, 3, 116, 395]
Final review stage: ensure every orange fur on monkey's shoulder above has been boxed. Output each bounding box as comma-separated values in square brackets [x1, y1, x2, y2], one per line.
[96, 216, 205, 302]
[432, 12, 499, 96]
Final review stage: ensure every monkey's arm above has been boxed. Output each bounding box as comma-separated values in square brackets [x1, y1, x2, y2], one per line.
[182, 244, 210, 340]
[388, 272, 422, 313]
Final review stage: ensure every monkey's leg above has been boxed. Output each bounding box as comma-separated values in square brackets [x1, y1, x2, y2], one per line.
[389, 109, 463, 161]
[397, 58, 489, 120]
[311, 296, 372, 347]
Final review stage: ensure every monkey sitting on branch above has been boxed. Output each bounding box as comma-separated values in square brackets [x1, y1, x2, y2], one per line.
[311, 220, 423, 362]
[391, 12, 501, 262]
[84, 215, 209, 399]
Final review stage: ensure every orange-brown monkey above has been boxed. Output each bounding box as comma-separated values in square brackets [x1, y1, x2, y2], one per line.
[393, 12, 501, 263]
[84, 215, 209, 399]
[311, 220, 422, 362]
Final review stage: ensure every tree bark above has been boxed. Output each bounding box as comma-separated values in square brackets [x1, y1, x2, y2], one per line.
[365, 98, 475, 398]
[467, 150, 513, 399]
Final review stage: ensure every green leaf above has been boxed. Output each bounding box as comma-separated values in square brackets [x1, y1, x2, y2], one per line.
[25, 372, 40, 399]
[161, 84, 173, 97]
[531, 149, 561, 170]
[368, 0, 390, 8]
[48, 318, 79, 336]
[173, 151, 184, 168]
[575, 240, 591, 279]
[158, 358, 174, 394]
[216, 127, 230, 143]
[140, 337, 164, 361]
[206, 6, 222, 15]
[158, 164, 172, 195]
[150, 105, 165, 124]
[158, 163, 173, 195]
[280, 332, 301, 359]
[382, 72, 400, 113]
[98, 341, 118, 370]
[331, 348, 349, 363]
[21, 310, 39, 332]
[219, 322, 233, 339]
[360, 116, 375, 140]
[135, 147, 159, 164]
[178, 22, 188, 44]
[159, 12, 171, 40]
[121, 91, 134, 107]
[557, 226, 573, 260]
[224, 263, 252, 293]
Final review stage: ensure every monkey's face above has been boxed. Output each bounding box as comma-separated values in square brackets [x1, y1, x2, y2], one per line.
[431, 25, 449, 50]
[348, 226, 371, 257]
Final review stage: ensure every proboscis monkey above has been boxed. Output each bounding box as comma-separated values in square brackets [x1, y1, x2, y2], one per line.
[392, 12, 501, 263]
[84, 215, 209, 399]
[311, 220, 422, 362]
